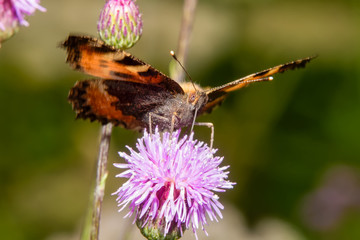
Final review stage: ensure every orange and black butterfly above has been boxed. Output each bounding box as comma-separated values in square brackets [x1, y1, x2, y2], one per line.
[62, 35, 314, 135]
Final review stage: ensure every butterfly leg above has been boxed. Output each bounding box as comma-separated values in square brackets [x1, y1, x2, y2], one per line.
[148, 112, 154, 135]
[194, 122, 214, 149]
[170, 114, 176, 135]
[148, 112, 171, 134]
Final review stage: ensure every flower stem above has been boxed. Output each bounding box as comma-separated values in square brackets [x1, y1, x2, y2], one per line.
[85, 123, 113, 240]
[171, 0, 198, 82]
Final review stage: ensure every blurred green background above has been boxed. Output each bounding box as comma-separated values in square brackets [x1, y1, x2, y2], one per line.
[1, 0, 359, 239]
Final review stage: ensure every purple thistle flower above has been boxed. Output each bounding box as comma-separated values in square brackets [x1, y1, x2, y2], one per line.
[113, 128, 236, 239]
[0, 0, 46, 42]
[98, 0, 142, 50]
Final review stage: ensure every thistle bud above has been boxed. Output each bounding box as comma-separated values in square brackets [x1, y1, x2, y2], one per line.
[98, 0, 142, 50]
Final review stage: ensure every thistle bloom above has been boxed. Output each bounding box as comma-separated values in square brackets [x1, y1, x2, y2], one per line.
[113, 128, 236, 239]
[98, 0, 142, 50]
[0, 0, 46, 42]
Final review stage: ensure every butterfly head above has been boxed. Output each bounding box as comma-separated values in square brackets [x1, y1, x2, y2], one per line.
[187, 90, 208, 112]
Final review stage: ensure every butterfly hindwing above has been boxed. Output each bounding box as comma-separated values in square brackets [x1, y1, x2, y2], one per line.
[68, 79, 178, 130]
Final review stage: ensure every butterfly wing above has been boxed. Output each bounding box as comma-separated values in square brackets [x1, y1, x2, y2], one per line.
[200, 56, 315, 114]
[62, 35, 186, 129]
[68, 78, 180, 130]
[61, 35, 184, 95]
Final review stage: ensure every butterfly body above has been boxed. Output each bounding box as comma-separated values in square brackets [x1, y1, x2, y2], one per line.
[104, 78, 206, 131]
[62, 35, 314, 131]
[144, 91, 206, 130]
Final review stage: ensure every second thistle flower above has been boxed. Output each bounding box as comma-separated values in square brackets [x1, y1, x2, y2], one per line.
[98, 0, 142, 50]
[0, 0, 46, 43]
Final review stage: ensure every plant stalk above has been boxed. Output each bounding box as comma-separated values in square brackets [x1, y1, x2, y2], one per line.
[172, 0, 198, 82]
[82, 123, 113, 240]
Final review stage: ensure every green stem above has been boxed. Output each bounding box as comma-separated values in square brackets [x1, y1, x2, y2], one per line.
[171, 0, 198, 82]
[82, 123, 113, 240]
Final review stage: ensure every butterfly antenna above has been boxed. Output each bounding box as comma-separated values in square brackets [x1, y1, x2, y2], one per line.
[170, 51, 198, 92]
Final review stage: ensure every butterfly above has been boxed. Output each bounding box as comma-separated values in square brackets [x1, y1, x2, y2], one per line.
[62, 35, 314, 144]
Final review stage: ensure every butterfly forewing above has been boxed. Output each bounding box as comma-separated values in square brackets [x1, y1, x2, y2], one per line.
[201, 56, 316, 114]
[62, 35, 184, 95]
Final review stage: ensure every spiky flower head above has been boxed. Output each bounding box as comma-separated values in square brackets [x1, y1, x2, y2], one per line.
[98, 0, 142, 50]
[113, 128, 236, 239]
[0, 0, 46, 43]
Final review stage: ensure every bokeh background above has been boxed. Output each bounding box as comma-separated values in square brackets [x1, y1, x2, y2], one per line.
[1, 0, 359, 239]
